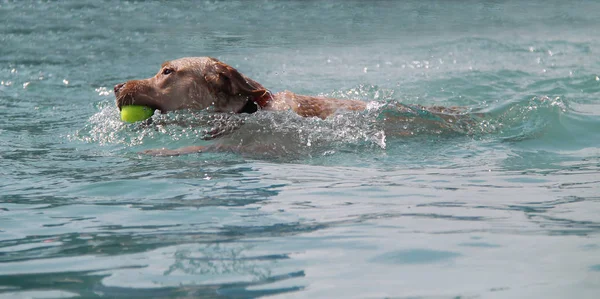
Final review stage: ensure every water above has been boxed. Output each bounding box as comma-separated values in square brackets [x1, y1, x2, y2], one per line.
[1, 1, 600, 298]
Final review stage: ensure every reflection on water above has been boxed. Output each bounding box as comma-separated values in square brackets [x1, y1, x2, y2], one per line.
[0, 268, 304, 298]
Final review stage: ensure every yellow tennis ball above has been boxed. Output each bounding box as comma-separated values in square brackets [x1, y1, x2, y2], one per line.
[120, 105, 154, 123]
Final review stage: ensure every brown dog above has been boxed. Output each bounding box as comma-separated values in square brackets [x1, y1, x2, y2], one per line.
[115, 57, 366, 119]
[115, 57, 471, 156]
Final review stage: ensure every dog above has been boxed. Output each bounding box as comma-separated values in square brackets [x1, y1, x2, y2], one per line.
[114, 57, 472, 156]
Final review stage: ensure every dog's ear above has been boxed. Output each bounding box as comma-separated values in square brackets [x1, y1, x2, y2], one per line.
[204, 58, 267, 98]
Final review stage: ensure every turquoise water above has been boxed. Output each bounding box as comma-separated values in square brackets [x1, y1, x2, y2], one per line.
[1, 1, 600, 298]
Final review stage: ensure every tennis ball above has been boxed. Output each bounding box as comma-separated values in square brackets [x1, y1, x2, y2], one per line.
[120, 105, 154, 123]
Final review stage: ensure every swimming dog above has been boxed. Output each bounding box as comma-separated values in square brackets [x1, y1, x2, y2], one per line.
[115, 57, 470, 156]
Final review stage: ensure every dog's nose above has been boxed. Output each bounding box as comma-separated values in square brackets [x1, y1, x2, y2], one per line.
[114, 82, 125, 93]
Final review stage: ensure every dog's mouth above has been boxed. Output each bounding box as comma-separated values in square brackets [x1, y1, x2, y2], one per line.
[116, 94, 166, 114]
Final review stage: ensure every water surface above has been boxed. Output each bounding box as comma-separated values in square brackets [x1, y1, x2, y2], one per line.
[1, 1, 600, 298]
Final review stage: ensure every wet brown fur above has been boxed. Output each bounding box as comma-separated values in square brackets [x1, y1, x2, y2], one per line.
[115, 56, 366, 119]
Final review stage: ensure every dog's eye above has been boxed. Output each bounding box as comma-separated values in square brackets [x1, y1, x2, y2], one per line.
[162, 68, 174, 75]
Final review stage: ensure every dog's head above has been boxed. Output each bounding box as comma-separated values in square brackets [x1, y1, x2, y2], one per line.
[114, 57, 267, 114]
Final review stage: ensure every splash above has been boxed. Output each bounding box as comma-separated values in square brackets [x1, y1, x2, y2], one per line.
[70, 85, 584, 158]
[69, 101, 149, 146]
